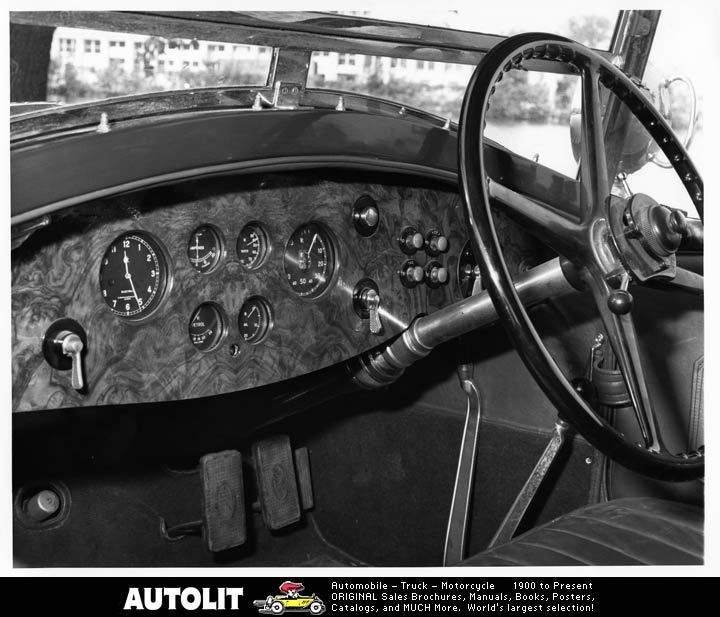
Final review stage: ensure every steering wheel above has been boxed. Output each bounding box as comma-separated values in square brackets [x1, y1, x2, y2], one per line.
[459, 33, 704, 481]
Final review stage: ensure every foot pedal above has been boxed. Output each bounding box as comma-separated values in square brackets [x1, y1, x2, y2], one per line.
[294, 447, 314, 511]
[200, 450, 246, 552]
[253, 436, 301, 530]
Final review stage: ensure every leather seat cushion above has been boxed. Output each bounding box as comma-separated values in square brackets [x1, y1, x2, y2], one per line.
[460, 497, 703, 566]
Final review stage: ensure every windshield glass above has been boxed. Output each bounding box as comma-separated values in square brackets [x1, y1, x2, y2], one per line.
[47, 26, 272, 104]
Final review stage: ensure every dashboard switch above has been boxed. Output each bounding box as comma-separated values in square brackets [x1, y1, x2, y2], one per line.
[399, 260, 425, 288]
[425, 261, 449, 288]
[425, 229, 449, 255]
[399, 227, 425, 255]
[61, 333, 85, 391]
[353, 279, 383, 335]
[42, 318, 88, 393]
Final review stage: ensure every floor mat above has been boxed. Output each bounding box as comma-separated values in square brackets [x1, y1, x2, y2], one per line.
[13, 467, 360, 567]
[300, 403, 596, 566]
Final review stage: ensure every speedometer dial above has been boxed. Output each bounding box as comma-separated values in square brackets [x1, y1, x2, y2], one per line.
[283, 222, 336, 298]
[99, 231, 169, 319]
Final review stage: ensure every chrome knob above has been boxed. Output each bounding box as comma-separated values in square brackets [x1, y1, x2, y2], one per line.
[399, 227, 424, 254]
[25, 489, 61, 522]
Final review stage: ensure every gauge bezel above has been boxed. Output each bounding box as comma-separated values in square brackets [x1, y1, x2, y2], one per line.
[237, 295, 274, 345]
[283, 221, 338, 300]
[187, 224, 226, 274]
[188, 301, 229, 353]
[98, 230, 172, 322]
[236, 221, 272, 271]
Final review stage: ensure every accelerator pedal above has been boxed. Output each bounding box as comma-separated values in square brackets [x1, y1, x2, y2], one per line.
[200, 450, 246, 552]
[253, 436, 305, 530]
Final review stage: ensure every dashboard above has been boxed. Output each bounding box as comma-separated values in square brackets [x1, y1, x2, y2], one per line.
[12, 171, 486, 412]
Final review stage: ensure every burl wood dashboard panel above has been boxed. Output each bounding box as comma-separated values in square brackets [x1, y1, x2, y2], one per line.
[12, 172, 468, 412]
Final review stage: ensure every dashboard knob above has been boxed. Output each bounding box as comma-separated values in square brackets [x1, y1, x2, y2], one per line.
[399, 260, 424, 288]
[399, 227, 425, 254]
[24, 489, 61, 522]
[352, 195, 380, 237]
[425, 261, 449, 287]
[425, 229, 449, 255]
[406, 265, 424, 283]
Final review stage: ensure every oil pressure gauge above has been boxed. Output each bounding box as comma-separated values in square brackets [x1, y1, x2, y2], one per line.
[189, 302, 227, 352]
[238, 296, 273, 345]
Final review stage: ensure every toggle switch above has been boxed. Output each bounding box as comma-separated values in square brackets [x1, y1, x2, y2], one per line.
[42, 318, 88, 393]
[353, 279, 383, 335]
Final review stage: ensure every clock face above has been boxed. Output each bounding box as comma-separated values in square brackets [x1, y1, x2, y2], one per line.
[98, 231, 169, 319]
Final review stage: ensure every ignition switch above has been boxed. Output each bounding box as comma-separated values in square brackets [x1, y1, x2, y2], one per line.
[353, 279, 383, 335]
[42, 318, 88, 391]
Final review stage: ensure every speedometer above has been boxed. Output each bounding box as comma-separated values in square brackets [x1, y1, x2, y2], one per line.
[283, 222, 336, 298]
[99, 231, 169, 319]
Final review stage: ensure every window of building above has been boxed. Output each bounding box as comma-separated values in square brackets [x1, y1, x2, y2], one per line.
[338, 54, 346, 65]
[391, 58, 398, 68]
[158, 60, 165, 72]
[427, 61, 434, 70]
[109, 41, 125, 48]
[417, 60, 425, 70]
[59, 38, 75, 52]
[84, 39, 101, 53]
[217, 45, 225, 52]
[348, 55, 356, 66]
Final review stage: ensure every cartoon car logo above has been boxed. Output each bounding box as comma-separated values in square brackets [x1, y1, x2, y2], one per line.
[253, 581, 326, 615]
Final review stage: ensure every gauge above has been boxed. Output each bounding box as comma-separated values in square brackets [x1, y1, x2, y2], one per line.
[283, 222, 336, 298]
[187, 225, 224, 274]
[189, 302, 227, 352]
[458, 240, 482, 298]
[238, 296, 273, 345]
[99, 231, 169, 319]
[237, 222, 270, 270]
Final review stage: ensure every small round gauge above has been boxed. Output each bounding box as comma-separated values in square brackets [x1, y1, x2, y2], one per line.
[238, 296, 273, 344]
[458, 240, 482, 298]
[283, 222, 336, 298]
[99, 231, 169, 319]
[187, 225, 224, 274]
[237, 222, 270, 270]
[189, 302, 227, 352]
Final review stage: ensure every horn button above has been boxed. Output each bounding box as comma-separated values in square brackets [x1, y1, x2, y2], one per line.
[607, 193, 688, 282]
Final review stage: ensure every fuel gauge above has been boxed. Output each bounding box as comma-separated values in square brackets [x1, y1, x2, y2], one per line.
[237, 222, 270, 270]
[189, 302, 227, 352]
[238, 296, 273, 345]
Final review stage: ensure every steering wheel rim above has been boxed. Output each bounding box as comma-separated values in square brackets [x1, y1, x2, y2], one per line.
[459, 33, 703, 481]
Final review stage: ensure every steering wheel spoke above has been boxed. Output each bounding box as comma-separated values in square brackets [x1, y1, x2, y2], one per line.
[488, 179, 582, 256]
[579, 65, 610, 222]
[585, 273, 663, 452]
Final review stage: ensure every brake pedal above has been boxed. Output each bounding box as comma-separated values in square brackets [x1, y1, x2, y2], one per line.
[253, 436, 301, 530]
[200, 450, 246, 552]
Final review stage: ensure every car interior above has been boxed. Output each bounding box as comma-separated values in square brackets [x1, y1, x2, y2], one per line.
[10, 9, 704, 567]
